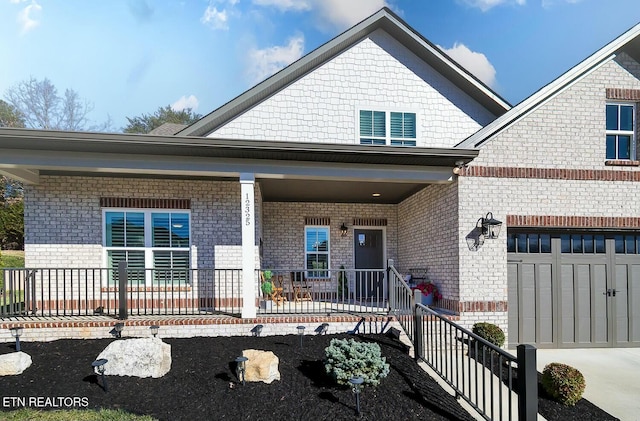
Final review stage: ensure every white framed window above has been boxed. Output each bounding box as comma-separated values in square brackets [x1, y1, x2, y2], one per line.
[103, 209, 191, 284]
[305, 226, 329, 278]
[359, 109, 417, 146]
[606, 103, 635, 160]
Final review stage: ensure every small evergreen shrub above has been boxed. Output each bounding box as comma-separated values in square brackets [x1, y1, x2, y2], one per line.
[324, 338, 389, 387]
[260, 280, 273, 297]
[541, 363, 586, 406]
[472, 322, 505, 348]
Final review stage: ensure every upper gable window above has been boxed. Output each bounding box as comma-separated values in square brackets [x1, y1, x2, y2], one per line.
[360, 110, 386, 145]
[359, 110, 416, 146]
[606, 103, 635, 160]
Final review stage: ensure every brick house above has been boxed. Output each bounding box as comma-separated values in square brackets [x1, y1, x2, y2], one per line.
[1, 8, 639, 348]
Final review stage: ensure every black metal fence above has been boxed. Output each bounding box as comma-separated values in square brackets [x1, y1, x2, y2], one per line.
[1, 265, 388, 318]
[0, 265, 243, 318]
[256, 268, 388, 315]
[388, 265, 538, 421]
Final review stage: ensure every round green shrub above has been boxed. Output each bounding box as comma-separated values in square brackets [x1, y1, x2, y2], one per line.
[541, 363, 586, 406]
[472, 322, 505, 348]
[324, 338, 389, 387]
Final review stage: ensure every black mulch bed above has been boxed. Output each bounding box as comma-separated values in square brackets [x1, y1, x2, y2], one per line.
[0, 333, 619, 421]
[0, 334, 475, 421]
[537, 378, 618, 421]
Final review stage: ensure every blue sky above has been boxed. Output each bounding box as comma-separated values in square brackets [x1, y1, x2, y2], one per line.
[1, 0, 639, 132]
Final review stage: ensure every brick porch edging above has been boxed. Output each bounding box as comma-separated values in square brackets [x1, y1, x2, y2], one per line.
[460, 165, 640, 181]
[0, 314, 399, 343]
[0, 314, 392, 329]
[507, 214, 640, 228]
[434, 298, 508, 314]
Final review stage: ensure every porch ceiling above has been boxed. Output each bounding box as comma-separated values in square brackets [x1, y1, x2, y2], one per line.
[259, 179, 426, 204]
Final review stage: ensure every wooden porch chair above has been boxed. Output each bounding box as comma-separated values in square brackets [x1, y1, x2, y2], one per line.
[272, 275, 287, 306]
[290, 271, 313, 302]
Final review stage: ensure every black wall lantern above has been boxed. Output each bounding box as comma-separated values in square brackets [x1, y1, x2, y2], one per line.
[340, 223, 348, 237]
[480, 212, 502, 239]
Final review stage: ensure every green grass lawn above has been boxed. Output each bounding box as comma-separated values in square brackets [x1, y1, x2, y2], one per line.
[1, 408, 157, 421]
[0, 250, 25, 289]
[0, 250, 25, 268]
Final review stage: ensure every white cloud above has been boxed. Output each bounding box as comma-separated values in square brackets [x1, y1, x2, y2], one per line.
[247, 35, 305, 84]
[541, 0, 582, 8]
[18, 1, 42, 34]
[252, 0, 312, 12]
[459, 0, 525, 12]
[201, 6, 229, 30]
[172, 95, 200, 112]
[438, 42, 497, 88]
[313, 0, 388, 30]
[201, 0, 241, 30]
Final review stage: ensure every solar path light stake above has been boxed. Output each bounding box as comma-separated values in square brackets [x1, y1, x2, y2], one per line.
[235, 356, 248, 386]
[252, 324, 263, 337]
[150, 325, 159, 337]
[320, 323, 329, 335]
[9, 326, 23, 352]
[349, 376, 364, 416]
[297, 325, 305, 348]
[114, 322, 124, 338]
[92, 359, 109, 392]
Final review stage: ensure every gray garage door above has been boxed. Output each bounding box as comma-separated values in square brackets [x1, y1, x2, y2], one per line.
[507, 231, 640, 348]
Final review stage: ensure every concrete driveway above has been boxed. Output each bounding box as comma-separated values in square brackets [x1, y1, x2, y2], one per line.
[536, 347, 640, 421]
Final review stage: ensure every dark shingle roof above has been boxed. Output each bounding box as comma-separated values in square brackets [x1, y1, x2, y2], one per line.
[148, 123, 188, 135]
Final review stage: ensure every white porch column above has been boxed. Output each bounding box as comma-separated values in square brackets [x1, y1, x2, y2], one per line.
[240, 173, 257, 318]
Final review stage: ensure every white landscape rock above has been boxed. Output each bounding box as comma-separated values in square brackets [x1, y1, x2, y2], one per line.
[95, 337, 171, 378]
[242, 349, 280, 384]
[0, 352, 32, 376]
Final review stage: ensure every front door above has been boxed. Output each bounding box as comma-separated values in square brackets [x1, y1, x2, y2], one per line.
[354, 229, 385, 300]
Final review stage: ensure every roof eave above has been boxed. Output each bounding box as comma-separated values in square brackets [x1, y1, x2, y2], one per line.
[0, 127, 478, 167]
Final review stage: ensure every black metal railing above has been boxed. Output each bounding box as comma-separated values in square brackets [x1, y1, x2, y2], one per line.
[256, 268, 388, 316]
[387, 264, 415, 341]
[0, 266, 243, 318]
[387, 264, 537, 421]
[1, 265, 388, 318]
[0, 268, 38, 317]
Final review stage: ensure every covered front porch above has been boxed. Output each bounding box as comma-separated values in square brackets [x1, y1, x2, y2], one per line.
[0, 127, 477, 319]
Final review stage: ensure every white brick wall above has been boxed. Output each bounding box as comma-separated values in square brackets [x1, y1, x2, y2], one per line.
[262, 201, 398, 270]
[208, 30, 495, 148]
[23, 176, 262, 306]
[453, 53, 640, 335]
[397, 183, 460, 299]
[25, 176, 250, 269]
[474, 53, 640, 169]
